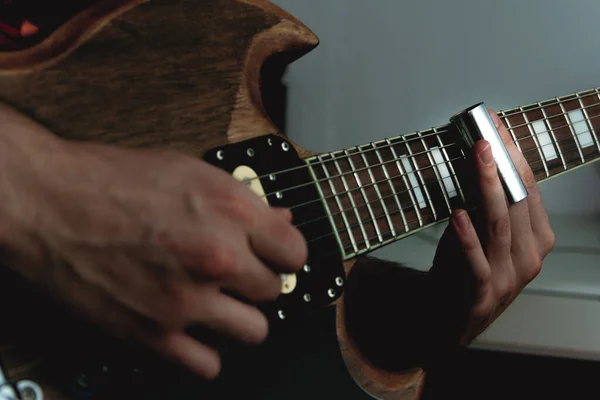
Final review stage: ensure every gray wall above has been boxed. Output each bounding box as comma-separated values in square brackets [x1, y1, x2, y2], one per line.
[271, 0, 600, 359]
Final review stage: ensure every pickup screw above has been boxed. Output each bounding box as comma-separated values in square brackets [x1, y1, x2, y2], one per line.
[335, 277, 344, 287]
[303, 294, 312, 302]
[217, 150, 224, 160]
[20, 386, 37, 400]
[327, 288, 336, 298]
[278, 310, 285, 320]
[276, 192, 283, 199]
[246, 148, 255, 157]
[269, 174, 276, 181]
[303, 264, 311, 273]
[281, 142, 290, 151]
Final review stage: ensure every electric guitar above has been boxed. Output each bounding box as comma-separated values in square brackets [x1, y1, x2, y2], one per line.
[0, 1, 599, 399]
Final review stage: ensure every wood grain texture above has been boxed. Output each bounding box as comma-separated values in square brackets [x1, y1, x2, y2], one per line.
[0, 1, 421, 399]
[335, 260, 426, 400]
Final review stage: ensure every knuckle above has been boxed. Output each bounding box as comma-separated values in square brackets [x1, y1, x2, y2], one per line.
[471, 301, 493, 322]
[206, 242, 241, 279]
[543, 230, 556, 254]
[524, 254, 543, 283]
[482, 168, 500, 187]
[495, 272, 517, 300]
[460, 231, 480, 254]
[477, 268, 492, 288]
[161, 289, 192, 323]
[520, 168, 536, 189]
[223, 190, 259, 227]
[259, 273, 284, 302]
[492, 213, 511, 239]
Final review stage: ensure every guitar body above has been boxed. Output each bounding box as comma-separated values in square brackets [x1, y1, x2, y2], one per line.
[0, 1, 425, 399]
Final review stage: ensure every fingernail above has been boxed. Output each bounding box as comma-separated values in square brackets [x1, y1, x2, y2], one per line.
[478, 143, 494, 166]
[453, 210, 469, 231]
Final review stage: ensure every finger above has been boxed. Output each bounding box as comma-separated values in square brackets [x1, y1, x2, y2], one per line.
[451, 209, 493, 309]
[271, 207, 293, 222]
[472, 140, 511, 264]
[249, 213, 307, 274]
[222, 249, 283, 303]
[148, 331, 221, 380]
[187, 288, 269, 345]
[490, 110, 553, 259]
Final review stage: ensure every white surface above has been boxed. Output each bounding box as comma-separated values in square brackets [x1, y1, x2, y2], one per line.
[531, 120, 557, 161]
[271, 0, 600, 359]
[569, 109, 595, 149]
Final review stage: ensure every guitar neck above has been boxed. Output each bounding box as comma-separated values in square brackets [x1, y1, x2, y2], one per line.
[304, 86, 600, 260]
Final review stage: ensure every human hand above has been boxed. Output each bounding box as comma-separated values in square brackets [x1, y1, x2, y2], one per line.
[0, 104, 307, 380]
[430, 109, 555, 345]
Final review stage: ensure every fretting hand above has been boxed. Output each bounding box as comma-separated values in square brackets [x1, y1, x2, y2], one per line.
[430, 109, 555, 345]
[0, 104, 307, 380]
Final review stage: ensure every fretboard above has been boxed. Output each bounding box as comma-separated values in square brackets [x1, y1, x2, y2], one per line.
[305, 86, 600, 260]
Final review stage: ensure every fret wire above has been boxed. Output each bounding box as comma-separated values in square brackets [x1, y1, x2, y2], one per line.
[500, 110, 522, 152]
[262, 110, 600, 201]
[243, 93, 600, 186]
[504, 97, 600, 131]
[294, 127, 599, 218]
[538, 102, 567, 171]
[332, 157, 371, 250]
[419, 130, 452, 214]
[317, 155, 359, 255]
[403, 135, 437, 219]
[372, 142, 409, 233]
[435, 127, 466, 203]
[520, 106, 549, 177]
[576, 92, 600, 152]
[344, 149, 383, 243]
[557, 99, 585, 163]
[298, 138, 599, 233]
[387, 138, 424, 227]
[358, 146, 397, 237]
[303, 167, 464, 245]
[305, 162, 345, 255]
[304, 147, 599, 251]
[296, 153, 466, 213]
[267, 143, 456, 200]
[500, 88, 600, 118]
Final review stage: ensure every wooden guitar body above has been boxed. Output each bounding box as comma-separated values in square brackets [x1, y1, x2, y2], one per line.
[0, 1, 424, 399]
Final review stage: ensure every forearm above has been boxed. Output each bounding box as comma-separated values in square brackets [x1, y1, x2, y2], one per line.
[342, 256, 465, 371]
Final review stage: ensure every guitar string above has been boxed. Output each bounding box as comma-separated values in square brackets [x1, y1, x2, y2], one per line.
[237, 93, 600, 185]
[499, 89, 600, 118]
[501, 97, 600, 130]
[307, 148, 592, 257]
[290, 125, 599, 219]
[300, 142, 597, 250]
[260, 115, 600, 202]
